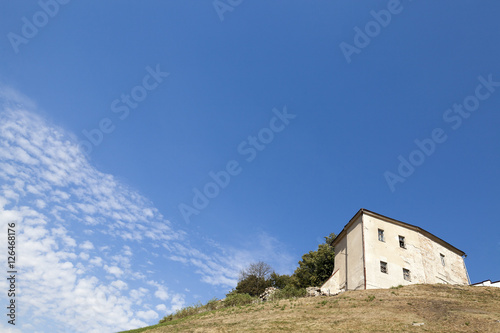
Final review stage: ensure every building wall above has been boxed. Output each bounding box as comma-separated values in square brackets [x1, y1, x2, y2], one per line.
[346, 216, 365, 290]
[364, 214, 426, 289]
[333, 232, 347, 291]
[333, 215, 365, 291]
[363, 213, 468, 289]
[320, 269, 341, 295]
[416, 232, 469, 285]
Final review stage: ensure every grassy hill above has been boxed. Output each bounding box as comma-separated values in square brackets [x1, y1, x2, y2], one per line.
[121, 284, 500, 333]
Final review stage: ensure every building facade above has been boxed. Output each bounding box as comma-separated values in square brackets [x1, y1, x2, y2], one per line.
[321, 209, 470, 294]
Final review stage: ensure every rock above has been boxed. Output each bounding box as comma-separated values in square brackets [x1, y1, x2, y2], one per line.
[320, 288, 343, 296]
[259, 287, 278, 302]
[412, 322, 425, 326]
[306, 287, 321, 297]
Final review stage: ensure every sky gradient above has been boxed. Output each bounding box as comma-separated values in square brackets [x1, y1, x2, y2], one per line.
[1, 1, 500, 332]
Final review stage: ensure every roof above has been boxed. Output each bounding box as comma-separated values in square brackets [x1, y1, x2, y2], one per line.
[331, 208, 466, 257]
[470, 279, 500, 286]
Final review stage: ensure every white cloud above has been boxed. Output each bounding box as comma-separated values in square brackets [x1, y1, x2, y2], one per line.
[0, 89, 293, 332]
[136, 310, 159, 321]
[35, 199, 46, 209]
[148, 281, 170, 301]
[79, 252, 90, 260]
[122, 245, 133, 256]
[103, 265, 124, 278]
[89, 256, 103, 267]
[111, 280, 128, 291]
[168, 293, 186, 313]
[130, 287, 149, 302]
[0, 322, 23, 333]
[155, 288, 169, 301]
[155, 304, 167, 312]
[79, 240, 94, 250]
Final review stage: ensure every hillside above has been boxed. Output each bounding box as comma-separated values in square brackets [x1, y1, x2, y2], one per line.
[121, 284, 500, 333]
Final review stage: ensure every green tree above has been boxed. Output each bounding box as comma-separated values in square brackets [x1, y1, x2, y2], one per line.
[269, 272, 294, 289]
[293, 232, 336, 288]
[239, 261, 273, 280]
[235, 261, 273, 296]
[235, 274, 269, 296]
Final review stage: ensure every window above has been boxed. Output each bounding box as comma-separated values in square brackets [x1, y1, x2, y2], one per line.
[403, 268, 411, 281]
[380, 261, 388, 274]
[399, 236, 406, 249]
[378, 229, 385, 242]
[440, 254, 445, 266]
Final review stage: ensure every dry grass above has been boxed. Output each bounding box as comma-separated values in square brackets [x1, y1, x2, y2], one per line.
[121, 284, 500, 333]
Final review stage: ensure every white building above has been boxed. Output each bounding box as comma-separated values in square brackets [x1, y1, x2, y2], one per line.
[470, 280, 500, 288]
[321, 209, 470, 294]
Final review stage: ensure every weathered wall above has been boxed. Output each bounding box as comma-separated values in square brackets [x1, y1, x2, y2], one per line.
[320, 269, 341, 295]
[363, 213, 468, 289]
[364, 214, 425, 289]
[330, 210, 469, 292]
[333, 230, 347, 291]
[346, 216, 365, 290]
[333, 215, 365, 291]
[417, 232, 469, 285]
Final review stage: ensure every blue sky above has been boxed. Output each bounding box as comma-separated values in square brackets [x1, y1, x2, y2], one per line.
[1, 1, 500, 332]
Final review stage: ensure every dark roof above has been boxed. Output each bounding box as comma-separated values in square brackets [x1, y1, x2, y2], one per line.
[332, 208, 466, 257]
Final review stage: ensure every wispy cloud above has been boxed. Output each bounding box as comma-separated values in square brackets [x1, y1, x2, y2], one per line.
[0, 87, 294, 332]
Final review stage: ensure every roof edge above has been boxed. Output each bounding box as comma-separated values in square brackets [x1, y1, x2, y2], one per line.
[470, 279, 500, 285]
[331, 208, 364, 247]
[332, 208, 466, 257]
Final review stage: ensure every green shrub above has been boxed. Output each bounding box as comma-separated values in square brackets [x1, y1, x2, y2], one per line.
[235, 274, 271, 296]
[269, 285, 306, 300]
[390, 285, 403, 289]
[158, 297, 221, 323]
[205, 297, 221, 311]
[158, 314, 174, 323]
[158, 293, 258, 324]
[170, 303, 202, 320]
[223, 293, 256, 307]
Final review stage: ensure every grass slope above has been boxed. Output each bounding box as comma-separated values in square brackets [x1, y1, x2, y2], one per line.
[120, 284, 500, 333]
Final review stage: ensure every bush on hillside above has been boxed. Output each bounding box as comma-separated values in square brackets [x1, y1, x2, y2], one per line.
[269, 285, 306, 301]
[158, 297, 221, 323]
[235, 261, 274, 296]
[235, 274, 271, 296]
[223, 292, 256, 307]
